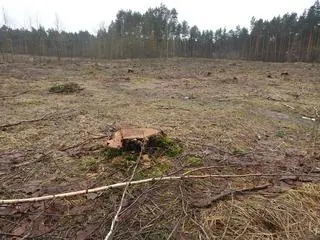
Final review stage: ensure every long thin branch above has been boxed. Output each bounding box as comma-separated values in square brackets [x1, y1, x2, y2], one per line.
[191, 183, 270, 208]
[104, 142, 144, 240]
[59, 134, 110, 151]
[182, 166, 221, 175]
[0, 91, 29, 99]
[119, 184, 160, 216]
[0, 114, 48, 129]
[281, 102, 295, 110]
[1, 173, 319, 204]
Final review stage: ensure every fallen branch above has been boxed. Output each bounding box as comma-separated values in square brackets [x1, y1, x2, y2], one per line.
[281, 103, 295, 110]
[1, 173, 319, 204]
[266, 98, 318, 122]
[0, 110, 78, 131]
[189, 217, 210, 240]
[59, 134, 111, 151]
[166, 220, 180, 240]
[191, 183, 270, 208]
[302, 116, 316, 122]
[104, 142, 144, 240]
[119, 184, 160, 216]
[0, 91, 29, 99]
[280, 176, 313, 183]
[183, 166, 221, 175]
[0, 114, 49, 129]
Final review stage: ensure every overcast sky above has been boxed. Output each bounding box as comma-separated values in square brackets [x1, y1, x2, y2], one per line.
[1, 0, 316, 34]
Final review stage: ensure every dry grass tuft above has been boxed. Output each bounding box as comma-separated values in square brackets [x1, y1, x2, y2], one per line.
[201, 184, 320, 239]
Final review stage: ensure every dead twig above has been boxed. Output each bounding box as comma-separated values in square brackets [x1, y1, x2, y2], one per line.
[183, 166, 220, 175]
[119, 184, 160, 216]
[0, 91, 29, 99]
[59, 134, 111, 151]
[1, 173, 318, 204]
[0, 114, 49, 130]
[166, 220, 180, 240]
[302, 116, 316, 122]
[280, 176, 298, 182]
[234, 221, 250, 240]
[166, 162, 193, 176]
[137, 197, 180, 236]
[179, 184, 188, 216]
[281, 102, 295, 110]
[189, 217, 210, 240]
[191, 183, 270, 208]
[104, 142, 145, 240]
[221, 185, 234, 240]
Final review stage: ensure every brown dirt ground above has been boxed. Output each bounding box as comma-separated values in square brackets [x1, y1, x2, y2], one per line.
[0, 56, 320, 239]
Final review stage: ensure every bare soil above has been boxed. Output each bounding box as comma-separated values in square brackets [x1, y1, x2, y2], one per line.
[0, 56, 319, 239]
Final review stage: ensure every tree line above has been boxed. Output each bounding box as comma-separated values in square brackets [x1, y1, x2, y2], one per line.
[0, 1, 319, 62]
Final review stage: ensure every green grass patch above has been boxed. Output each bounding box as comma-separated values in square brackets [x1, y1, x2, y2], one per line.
[150, 162, 171, 176]
[275, 130, 285, 138]
[125, 153, 139, 163]
[103, 148, 123, 159]
[49, 82, 83, 94]
[106, 150, 138, 169]
[232, 148, 247, 156]
[149, 135, 183, 157]
[77, 156, 100, 172]
[186, 156, 203, 166]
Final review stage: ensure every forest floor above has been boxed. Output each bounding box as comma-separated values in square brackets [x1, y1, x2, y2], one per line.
[0, 56, 320, 239]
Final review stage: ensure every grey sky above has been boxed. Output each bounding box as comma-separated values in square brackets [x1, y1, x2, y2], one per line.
[1, 0, 316, 34]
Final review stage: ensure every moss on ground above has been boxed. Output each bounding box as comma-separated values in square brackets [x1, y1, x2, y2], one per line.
[186, 156, 203, 166]
[148, 135, 183, 157]
[77, 156, 100, 172]
[49, 82, 82, 93]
